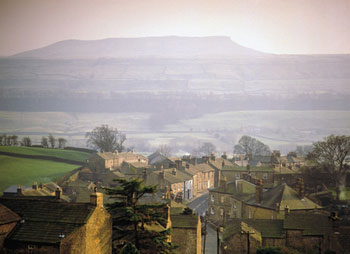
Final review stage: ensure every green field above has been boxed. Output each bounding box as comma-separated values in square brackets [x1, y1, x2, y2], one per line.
[0, 146, 91, 162]
[0, 155, 79, 194]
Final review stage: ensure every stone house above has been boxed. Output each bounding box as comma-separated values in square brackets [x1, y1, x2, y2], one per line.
[119, 161, 151, 179]
[171, 213, 201, 254]
[0, 191, 112, 254]
[221, 165, 275, 188]
[146, 168, 194, 201]
[90, 150, 147, 171]
[243, 181, 322, 220]
[208, 180, 256, 225]
[222, 212, 340, 254]
[148, 151, 176, 169]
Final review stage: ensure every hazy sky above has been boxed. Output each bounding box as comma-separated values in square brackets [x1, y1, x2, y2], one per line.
[0, 0, 349, 56]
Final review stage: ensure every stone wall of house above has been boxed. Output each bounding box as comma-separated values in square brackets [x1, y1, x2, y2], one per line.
[172, 221, 201, 254]
[286, 230, 323, 254]
[223, 233, 261, 254]
[243, 205, 277, 220]
[263, 238, 285, 247]
[208, 191, 233, 224]
[60, 206, 112, 254]
[85, 207, 113, 254]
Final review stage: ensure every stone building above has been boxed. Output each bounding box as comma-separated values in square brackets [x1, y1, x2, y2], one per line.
[208, 179, 256, 225]
[171, 213, 202, 254]
[0, 191, 112, 254]
[0, 204, 20, 251]
[146, 168, 193, 201]
[222, 212, 341, 254]
[90, 150, 147, 171]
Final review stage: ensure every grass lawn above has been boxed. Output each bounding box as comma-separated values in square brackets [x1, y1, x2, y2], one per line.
[0, 155, 79, 194]
[0, 146, 91, 162]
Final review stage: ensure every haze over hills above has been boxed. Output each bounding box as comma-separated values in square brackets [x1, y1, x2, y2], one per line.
[1, 36, 350, 153]
[12, 36, 262, 59]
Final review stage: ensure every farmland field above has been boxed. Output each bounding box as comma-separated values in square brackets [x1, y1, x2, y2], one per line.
[0, 155, 79, 194]
[0, 146, 91, 162]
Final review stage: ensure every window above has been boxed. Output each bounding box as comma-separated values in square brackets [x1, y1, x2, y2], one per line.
[233, 200, 237, 209]
[211, 194, 215, 202]
[221, 196, 224, 203]
[271, 212, 275, 219]
[210, 206, 215, 215]
[236, 173, 240, 179]
[263, 173, 268, 179]
[220, 208, 224, 216]
[248, 208, 252, 219]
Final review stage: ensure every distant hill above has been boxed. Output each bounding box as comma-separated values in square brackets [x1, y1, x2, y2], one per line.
[12, 36, 262, 59]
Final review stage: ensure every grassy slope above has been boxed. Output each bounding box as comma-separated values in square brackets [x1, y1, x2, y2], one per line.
[0, 146, 90, 162]
[0, 155, 79, 194]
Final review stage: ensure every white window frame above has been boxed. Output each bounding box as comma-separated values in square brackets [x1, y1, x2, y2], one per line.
[210, 206, 215, 215]
[236, 172, 240, 179]
[263, 173, 268, 179]
[211, 194, 215, 202]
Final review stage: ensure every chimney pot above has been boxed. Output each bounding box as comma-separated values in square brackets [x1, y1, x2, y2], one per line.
[17, 185, 22, 195]
[55, 188, 61, 200]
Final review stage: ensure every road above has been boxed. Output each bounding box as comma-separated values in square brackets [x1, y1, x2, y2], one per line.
[187, 192, 218, 254]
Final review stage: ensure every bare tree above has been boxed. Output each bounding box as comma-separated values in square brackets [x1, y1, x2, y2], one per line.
[48, 134, 56, 148]
[233, 135, 271, 156]
[11, 135, 18, 146]
[157, 144, 172, 157]
[58, 138, 67, 149]
[41, 136, 49, 148]
[21, 137, 32, 147]
[192, 142, 216, 156]
[308, 135, 350, 201]
[86, 124, 126, 152]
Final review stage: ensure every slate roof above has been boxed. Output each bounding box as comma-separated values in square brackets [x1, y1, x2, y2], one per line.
[222, 165, 274, 172]
[152, 168, 192, 184]
[0, 203, 20, 225]
[148, 151, 169, 165]
[249, 155, 279, 167]
[209, 158, 234, 169]
[284, 213, 330, 236]
[0, 197, 95, 244]
[223, 219, 285, 240]
[210, 181, 255, 201]
[245, 183, 322, 210]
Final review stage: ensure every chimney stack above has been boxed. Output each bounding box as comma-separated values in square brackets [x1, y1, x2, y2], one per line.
[175, 160, 182, 170]
[255, 179, 263, 203]
[221, 152, 227, 160]
[90, 188, 103, 207]
[191, 157, 197, 166]
[32, 182, 38, 190]
[55, 188, 61, 200]
[17, 185, 22, 195]
[172, 168, 177, 175]
[185, 163, 190, 169]
[202, 156, 209, 164]
[210, 152, 216, 161]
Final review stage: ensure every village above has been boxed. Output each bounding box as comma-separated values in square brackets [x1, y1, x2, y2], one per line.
[0, 131, 350, 254]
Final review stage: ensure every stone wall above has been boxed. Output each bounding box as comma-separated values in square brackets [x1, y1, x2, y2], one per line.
[172, 218, 201, 254]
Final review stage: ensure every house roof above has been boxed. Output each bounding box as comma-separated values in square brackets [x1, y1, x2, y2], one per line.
[284, 213, 330, 236]
[0, 203, 20, 225]
[210, 180, 256, 201]
[0, 197, 95, 244]
[209, 158, 234, 169]
[249, 155, 279, 167]
[222, 165, 274, 172]
[246, 183, 322, 210]
[223, 219, 284, 240]
[152, 169, 192, 184]
[171, 214, 199, 229]
[148, 151, 169, 165]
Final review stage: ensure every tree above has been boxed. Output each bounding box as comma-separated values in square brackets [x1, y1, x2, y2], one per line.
[11, 135, 18, 146]
[48, 134, 56, 148]
[192, 142, 216, 157]
[105, 178, 174, 254]
[21, 137, 32, 147]
[58, 138, 67, 149]
[41, 136, 49, 148]
[157, 144, 172, 157]
[308, 135, 350, 201]
[234, 135, 271, 156]
[86, 124, 126, 152]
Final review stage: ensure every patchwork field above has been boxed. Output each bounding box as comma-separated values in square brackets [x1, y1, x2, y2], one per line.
[0, 146, 91, 162]
[0, 155, 79, 194]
